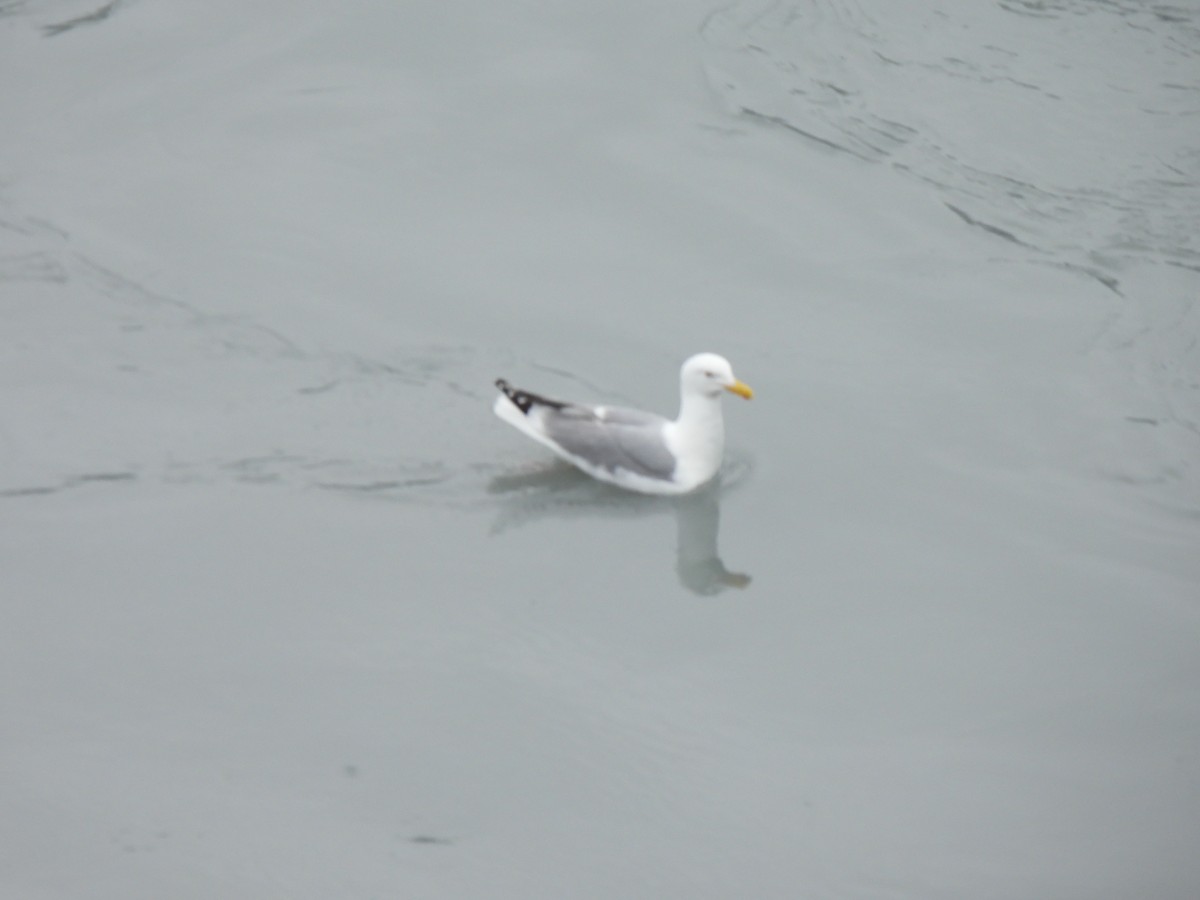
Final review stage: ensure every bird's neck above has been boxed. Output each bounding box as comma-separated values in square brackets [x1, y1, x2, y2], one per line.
[667, 391, 727, 490]
[675, 391, 725, 448]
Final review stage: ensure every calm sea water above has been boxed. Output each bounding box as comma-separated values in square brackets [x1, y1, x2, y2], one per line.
[2, 2, 1198, 898]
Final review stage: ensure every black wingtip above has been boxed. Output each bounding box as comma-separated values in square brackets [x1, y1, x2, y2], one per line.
[494, 377, 530, 415]
[494, 378, 566, 416]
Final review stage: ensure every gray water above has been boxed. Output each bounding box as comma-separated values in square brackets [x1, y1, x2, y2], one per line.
[2, 1, 1199, 898]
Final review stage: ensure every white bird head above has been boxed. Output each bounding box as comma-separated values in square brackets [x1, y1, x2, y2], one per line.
[680, 353, 754, 400]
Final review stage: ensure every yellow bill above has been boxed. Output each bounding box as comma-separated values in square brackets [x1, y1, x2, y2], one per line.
[725, 380, 754, 400]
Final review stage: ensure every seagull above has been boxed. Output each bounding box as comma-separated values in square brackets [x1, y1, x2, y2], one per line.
[493, 353, 752, 495]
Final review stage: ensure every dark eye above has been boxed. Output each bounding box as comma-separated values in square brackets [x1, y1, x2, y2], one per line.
[704, 370, 715, 377]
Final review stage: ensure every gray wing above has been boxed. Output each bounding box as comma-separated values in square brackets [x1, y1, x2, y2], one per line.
[542, 404, 676, 480]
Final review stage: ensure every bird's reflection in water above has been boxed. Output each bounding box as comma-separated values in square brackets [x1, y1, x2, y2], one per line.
[487, 459, 751, 596]
[672, 489, 752, 595]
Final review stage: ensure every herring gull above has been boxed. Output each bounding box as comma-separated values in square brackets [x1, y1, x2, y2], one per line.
[493, 353, 752, 495]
